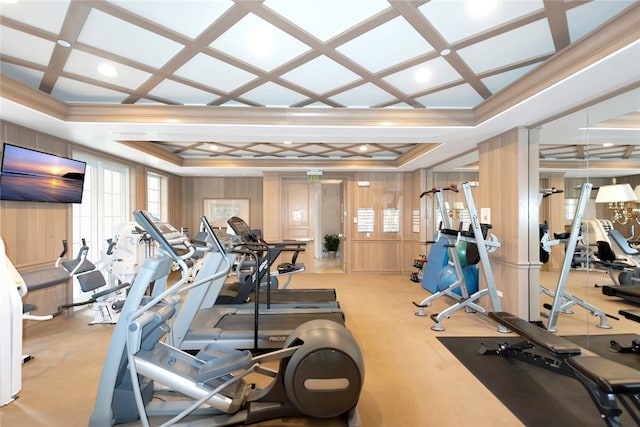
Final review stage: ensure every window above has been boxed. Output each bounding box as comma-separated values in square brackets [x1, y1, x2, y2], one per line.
[147, 171, 168, 221]
[72, 153, 130, 300]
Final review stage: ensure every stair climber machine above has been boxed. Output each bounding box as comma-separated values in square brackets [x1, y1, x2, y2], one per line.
[88, 211, 365, 427]
[413, 182, 505, 332]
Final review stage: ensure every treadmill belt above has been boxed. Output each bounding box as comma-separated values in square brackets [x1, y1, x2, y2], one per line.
[216, 311, 345, 331]
[250, 288, 336, 304]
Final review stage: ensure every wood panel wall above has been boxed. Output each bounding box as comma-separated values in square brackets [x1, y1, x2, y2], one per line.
[346, 171, 404, 273]
[1, 120, 181, 315]
[478, 127, 539, 320]
[3, 118, 638, 312]
[180, 175, 263, 237]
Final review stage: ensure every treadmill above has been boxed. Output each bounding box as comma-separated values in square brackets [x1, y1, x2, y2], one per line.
[134, 211, 345, 351]
[203, 216, 337, 306]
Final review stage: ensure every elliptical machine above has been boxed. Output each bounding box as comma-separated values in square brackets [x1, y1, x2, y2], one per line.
[88, 211, 365, 427]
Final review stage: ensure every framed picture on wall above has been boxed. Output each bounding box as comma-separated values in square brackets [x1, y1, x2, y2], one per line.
[203, 198, 250, 228]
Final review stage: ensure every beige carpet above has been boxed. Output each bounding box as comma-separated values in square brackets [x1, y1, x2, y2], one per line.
[1, 269, 637, 427]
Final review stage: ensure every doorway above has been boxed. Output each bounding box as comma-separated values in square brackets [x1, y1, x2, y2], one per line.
[314, 179, 345, 273]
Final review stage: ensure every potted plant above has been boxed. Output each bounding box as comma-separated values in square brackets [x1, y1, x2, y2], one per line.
[323, 233, 341, 257]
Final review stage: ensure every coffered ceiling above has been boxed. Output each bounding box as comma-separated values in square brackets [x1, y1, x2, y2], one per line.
[0, 0, 638, 176]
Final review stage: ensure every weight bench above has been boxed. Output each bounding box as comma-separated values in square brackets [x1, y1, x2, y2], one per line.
[482, 312, 640, 426]
[20, 268, 71, 316]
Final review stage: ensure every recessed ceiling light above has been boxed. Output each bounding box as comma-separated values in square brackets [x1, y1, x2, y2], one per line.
[603, 143, 614, 147]
[208, 144, 218, 151]
[283, 141, 292, 145]
[468, 0, 497, 18]
[440, 48, 451, 56]
[247, 26, 274, 57]
[97, 63, 118, 77]
[56, 39, 71, 48]
[359, 145, 368, 152]
[415, 68, 432, 83]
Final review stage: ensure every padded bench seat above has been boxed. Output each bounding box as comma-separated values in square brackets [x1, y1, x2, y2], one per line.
[488, 311, 640, 424]
[565, 356, 640, 394]
[488, 311, 581, 356]
[20, 268, 69, 291]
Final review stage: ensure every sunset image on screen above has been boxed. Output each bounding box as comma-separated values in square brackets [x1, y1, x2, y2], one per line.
[0, 144, 86, 203]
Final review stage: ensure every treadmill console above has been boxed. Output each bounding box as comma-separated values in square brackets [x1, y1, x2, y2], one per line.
[227, 216, 260, 243]
[134, 211, 191, 259]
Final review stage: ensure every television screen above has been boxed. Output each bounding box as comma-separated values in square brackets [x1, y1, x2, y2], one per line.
[0, 144, 87, 203]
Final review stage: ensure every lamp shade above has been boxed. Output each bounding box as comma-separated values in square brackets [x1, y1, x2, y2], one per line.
[635, 185, 640, 201]
[452, 202, 465, 210]
[595, 183, 638, 203]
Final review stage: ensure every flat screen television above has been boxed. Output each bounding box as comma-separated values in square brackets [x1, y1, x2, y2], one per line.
[0, 143, 87, 203]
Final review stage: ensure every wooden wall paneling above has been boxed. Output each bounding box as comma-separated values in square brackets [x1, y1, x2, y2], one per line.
[167, 173, 183, 228]
[347, 172, 404, 273]
[182, 176, 263, 238]
[132, 165, 145, 220]
[262, 173, 281, 242]
[280, 177, 315, 270]
[478, 127, 539, 320]
[281, 179, 312, 239]
[1, 123, 73, 314]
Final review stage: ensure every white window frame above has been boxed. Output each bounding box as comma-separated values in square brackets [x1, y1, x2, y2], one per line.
[72, 152, 130, 300]
[146, 171, 168, 221]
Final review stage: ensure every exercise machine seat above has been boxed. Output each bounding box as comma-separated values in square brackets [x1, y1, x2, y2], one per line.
[565, 356, 640, 394]
[20, 268, 69, 292]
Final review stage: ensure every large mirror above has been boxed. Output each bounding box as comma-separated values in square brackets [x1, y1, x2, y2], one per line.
[534, 87, 639, 337]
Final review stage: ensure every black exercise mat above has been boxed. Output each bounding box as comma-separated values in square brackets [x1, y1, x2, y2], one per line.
[438, 334, 640, 427]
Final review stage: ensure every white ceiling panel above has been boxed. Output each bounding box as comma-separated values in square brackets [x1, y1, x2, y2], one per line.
[480, 63, 539, 94]
[280, 55, 361, 95]
[0, 0, 636, 176]
[51, 77, 128, 103]
[210, 13, 310, 72]
[416, 83, 483, 108]
[567, 0, 636, 43]
[241, 81, 305, 107]
[383, 56, 462, 95]
[329, 82, 394, 107]
[174, 52, 257, 93]
[63, 49, 152, 90]
[264, 0, 389, 42]
[147, 79, 217, 105]
[336, 16, 434, 73]
[457, 19, 554, 74]
[107, 0, 232, 39]
[0, 0, 70, 34]
[0, 62, 44, 90]
[0, 25, 55, 66]
[77, 9, 184, 69]
[420, 0, 544, 44]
